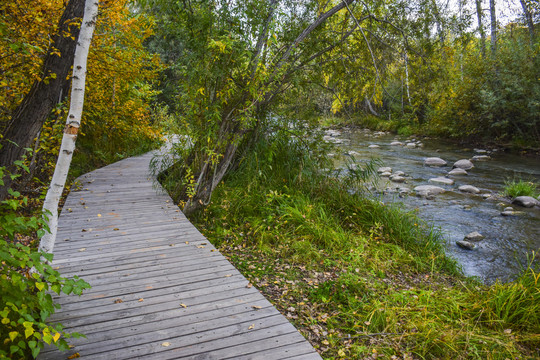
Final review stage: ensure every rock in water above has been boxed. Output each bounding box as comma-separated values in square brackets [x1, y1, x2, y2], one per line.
[368, 144, 380, 149]
[459, 185, 480, 194]
[453, 159, 474, 170]
[512, 196, 539, 208]
[390, 175, 406, 183]
[428, 177, 454, 185]
[390, 141, 403, 146]
[464, 231, 485, 241]
[448, 168, 468, 176]
[377, 167, 392, 174]
[424, 157, 447, 167]
[406, 143, 416, 148]
[414, 185, 446, 197]
[472, 155, 491, 161]
[456, 240, 475, 250]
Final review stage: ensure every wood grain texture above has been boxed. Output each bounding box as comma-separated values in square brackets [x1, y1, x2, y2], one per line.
[39, 151, 321, 359]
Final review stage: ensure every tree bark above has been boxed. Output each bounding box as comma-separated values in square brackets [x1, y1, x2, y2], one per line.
[0, 0, 85, 200]
[490, 0, 497, 57]
[519, 0, 536, 44]
[476, 0, 486, 57]
[39, 0, 99, 255]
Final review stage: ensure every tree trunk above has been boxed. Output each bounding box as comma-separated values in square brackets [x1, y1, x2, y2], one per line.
[0, 0, 85, 200]
[39, 0, 99, 255]
[490, 0, 497, 58]
[476, 0, 486, 57]
[519, 0, 536, 44]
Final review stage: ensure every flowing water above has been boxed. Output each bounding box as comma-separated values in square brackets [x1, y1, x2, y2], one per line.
[327, 127, 540, 283]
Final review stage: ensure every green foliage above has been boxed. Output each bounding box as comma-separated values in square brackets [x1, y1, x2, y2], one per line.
[177, 131, 538, 358]
[503, 178, 539, 198]
[0, 162, 90, 359]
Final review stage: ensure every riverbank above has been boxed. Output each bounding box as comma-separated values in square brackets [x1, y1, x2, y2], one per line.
[176, 133, 540, 359]
[320, 114, 540, 158]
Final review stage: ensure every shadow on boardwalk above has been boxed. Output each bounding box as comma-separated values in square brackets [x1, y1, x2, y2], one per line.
[39, 151, 321, 359]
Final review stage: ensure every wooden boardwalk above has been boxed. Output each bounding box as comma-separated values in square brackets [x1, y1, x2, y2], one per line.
[39, 151, 322, 360]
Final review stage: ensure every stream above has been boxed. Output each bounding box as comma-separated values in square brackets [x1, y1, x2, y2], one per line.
[326, 127, 540, 283]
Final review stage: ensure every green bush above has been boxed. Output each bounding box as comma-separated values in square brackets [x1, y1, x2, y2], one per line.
[0, 164, 90, 359]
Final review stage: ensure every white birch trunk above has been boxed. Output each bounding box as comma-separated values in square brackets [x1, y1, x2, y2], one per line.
[404, 52, 411, 104]
[39, 0, 99, 255]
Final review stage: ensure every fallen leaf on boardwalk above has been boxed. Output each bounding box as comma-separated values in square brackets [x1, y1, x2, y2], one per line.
[97, 214, 102, 217]
[197, 245, 205, 248]
[84, 206, 88, 209]
[53, 267, 60, 270]
[114, 299, 123, 303]
[211, 249, 216, 252]
[81, 229, 87, 232]
[180, 303, 187, 308]
[246, 283, 252, 288]
[169, 244, 174, 247]
[248, 324, 255, 330]
[67, 353, 80, 359]
[78, 248, 86, 252]
[113, 228, 119, 231]
[225, 274, 232, 277]
[138, 298, 144, 302]
[161, 342, 171, 347]
[68, 208, 72, 212]
[251, 305, 262, 310]
[185, 241, 189, 244]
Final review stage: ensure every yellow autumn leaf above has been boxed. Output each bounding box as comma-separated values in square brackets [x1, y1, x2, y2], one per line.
[35, 282, 45, 291]
[52, 332, 61, 343]
[161, 342, 171, 347]
[248, 324, 254, 330]
[67, 353, 80, 359]
[180, 303, 187, 308]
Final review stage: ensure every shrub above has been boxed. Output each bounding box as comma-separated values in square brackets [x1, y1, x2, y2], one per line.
[503, 178, 539, 198]
[0, 164, 90, 359]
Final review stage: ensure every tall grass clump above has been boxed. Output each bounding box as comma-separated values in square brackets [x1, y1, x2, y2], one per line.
[503, 178, 539, 198]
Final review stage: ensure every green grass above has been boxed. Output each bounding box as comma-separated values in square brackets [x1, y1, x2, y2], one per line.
[503, 178, 539, 198]
[162, 130, 540, 359]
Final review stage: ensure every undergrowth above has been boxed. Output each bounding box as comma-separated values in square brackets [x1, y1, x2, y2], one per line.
[503, 178, 539, 199]
[168, 128, 540, 359]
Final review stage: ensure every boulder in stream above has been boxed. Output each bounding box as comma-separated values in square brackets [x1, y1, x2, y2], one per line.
[406, 143, 416, 148]
[424, 157, 447, 167]
[464, 231, 485, 242]
[390, 175, 406, 183]
[368, 144, 380, 149]
[377, 167, 392, 174]
[453, 159, 474, 170]
[414, 185, 446, 197]
[459, 185, 480, 194]
[428, 177, 454, 185]
[456, 240, 475, 250]
[390, 141, 403, 146]
[448, 168, 468, 176]
[512, 196, 539, 208]
[472, 155, 491, 161]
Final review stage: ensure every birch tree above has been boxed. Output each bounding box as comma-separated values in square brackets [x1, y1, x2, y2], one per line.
[39, 0, 99, 255]
[489, 0, 497, 57]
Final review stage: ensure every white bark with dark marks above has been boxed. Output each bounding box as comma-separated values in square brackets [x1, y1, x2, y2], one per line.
[40, 0, 99, 255]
